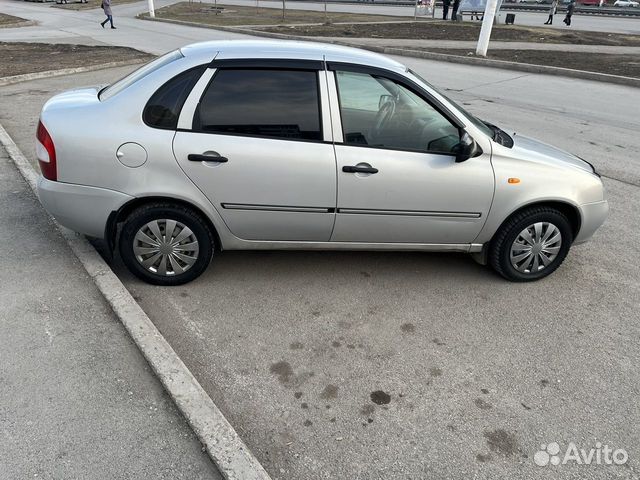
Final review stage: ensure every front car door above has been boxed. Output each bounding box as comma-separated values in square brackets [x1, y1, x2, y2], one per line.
[328, 67, 495, 245]
[173, 62, 336, 241]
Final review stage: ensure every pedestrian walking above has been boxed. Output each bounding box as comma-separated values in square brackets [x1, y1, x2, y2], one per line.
[544, 0, 558, 24]
[451, 0, 461, 20]
[100, 0, 116, 29]
[442, 0, 451, 20]
[563, 0, 575, 26]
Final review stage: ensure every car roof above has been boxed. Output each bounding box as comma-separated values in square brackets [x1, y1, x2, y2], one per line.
[180, 40, 407, 74]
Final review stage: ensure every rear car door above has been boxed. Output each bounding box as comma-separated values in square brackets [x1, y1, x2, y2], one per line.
[329, 67, 494, 245]
[173, 62, 336, 241]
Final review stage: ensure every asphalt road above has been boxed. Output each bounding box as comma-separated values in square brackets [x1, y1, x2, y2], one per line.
[1, 49, 638, 479]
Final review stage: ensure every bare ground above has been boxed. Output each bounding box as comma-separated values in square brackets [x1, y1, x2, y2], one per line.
[259, 21, 640, 46]
[0, 42, 153, 77]
[143, 2, 423, 26]
[425, 48, 640, 78]
[0, 13, 31, 27]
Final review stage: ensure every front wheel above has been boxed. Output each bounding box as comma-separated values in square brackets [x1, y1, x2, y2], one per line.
[489, 207, 573, 282]
[119, 203, 215, 286]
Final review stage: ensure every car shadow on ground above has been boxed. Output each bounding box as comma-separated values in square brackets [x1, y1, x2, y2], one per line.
[100, 244, 497, 288]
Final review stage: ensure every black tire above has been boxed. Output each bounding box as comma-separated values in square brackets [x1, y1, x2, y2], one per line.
[119, 203, 215, 286]
[489, 206, 573, 282]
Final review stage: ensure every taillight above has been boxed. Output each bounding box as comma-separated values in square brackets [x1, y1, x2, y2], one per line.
[36, 120, 57, 181]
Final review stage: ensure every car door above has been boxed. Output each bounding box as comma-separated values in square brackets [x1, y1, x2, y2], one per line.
[173, 64, 336, 241]
[329, 68, 494, 245]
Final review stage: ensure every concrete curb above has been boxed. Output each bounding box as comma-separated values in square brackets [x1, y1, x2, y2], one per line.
[0, 59, 150, 87]
[0, 123, 272, 480]
[140, 16, 640, 88]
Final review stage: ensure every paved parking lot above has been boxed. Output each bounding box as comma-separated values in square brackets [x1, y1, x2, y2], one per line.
[1, 59, 639, 479]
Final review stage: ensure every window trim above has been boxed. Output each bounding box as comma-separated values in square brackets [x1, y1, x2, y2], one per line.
[209, 58, 324, 71]
[190, 66, 326, 144]
[330, 63, 464, 156]
[142, 64, 208, 131]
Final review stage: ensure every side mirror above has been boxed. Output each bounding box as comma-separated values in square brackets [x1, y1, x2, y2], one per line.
[453, 132, 482, 163]
[379, 94, 393, 109]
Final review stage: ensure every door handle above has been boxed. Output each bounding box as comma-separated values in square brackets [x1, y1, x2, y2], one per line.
[188, 153, 228, 163]
[342, 165, 378, 174]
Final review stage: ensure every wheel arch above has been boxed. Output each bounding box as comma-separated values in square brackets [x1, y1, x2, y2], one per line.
[105, 196, 222, 254]
[472, 199, 581, 266]
[492, 200, 582, 245]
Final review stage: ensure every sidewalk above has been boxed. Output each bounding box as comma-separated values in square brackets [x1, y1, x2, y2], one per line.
[0, 144, 221, 479]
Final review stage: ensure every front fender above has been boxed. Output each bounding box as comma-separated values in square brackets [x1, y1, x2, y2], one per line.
[475, 149, 605, 244]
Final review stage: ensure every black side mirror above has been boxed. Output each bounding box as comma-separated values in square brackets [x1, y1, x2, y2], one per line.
[453, 132, 482, 163]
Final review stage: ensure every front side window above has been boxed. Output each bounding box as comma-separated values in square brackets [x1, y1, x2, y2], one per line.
[195, 69, 322, 141]
[335, 71, 460, 154]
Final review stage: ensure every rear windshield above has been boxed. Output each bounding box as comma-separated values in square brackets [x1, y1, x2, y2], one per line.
[99, 49, 183, 101]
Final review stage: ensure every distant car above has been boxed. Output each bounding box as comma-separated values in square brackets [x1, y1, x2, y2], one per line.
[36, 41, 608, 285]
[614, 0, 638, 5]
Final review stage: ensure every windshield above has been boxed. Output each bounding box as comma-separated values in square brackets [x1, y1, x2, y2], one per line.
[407, 68, 495, 139]
[99, 49, 183, 100]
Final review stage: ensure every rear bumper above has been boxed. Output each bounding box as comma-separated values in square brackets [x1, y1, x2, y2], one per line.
[37, 176, 133, 238]
[574, 200, 609, 244]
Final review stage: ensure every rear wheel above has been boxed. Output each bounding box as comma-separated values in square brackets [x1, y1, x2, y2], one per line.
[489, 207, 573, 282]
[119, 203, 214, 286]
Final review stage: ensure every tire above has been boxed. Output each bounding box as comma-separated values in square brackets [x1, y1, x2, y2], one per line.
[119, 203, 215, 286]
[489, 206, 573, 282]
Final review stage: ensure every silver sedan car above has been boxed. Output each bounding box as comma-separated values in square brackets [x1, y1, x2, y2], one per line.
[36, 40, 608, 285]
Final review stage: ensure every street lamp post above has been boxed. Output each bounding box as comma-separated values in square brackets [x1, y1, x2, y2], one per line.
[147, 0, 155, 18]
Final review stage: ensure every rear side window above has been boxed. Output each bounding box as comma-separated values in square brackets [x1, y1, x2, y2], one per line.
[144, 66, 205, 129]
[195, 69, 322, 141]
